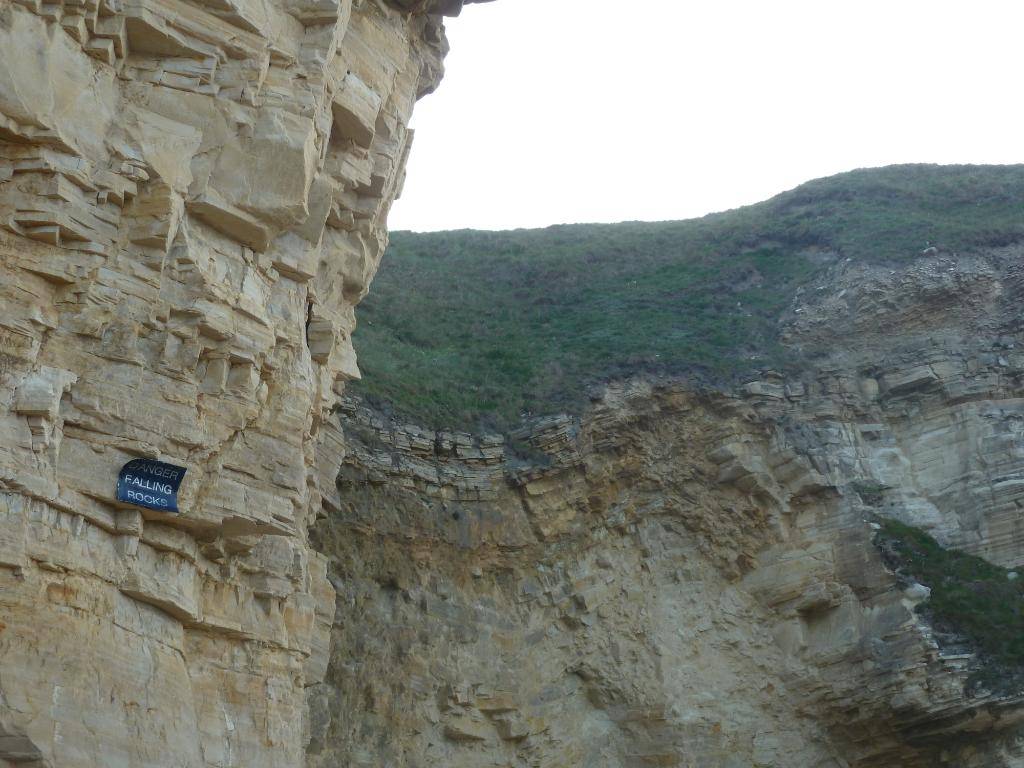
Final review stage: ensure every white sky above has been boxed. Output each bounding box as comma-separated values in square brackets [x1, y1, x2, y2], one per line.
[389, 0, 1024, 233]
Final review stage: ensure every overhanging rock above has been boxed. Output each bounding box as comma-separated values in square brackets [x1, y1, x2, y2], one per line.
[0, 0, 484, 765]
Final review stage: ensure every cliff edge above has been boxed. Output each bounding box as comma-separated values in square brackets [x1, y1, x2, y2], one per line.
[0, 0, 474, 764]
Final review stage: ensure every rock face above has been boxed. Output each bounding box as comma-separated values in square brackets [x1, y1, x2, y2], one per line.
[4, 1, 1024, 765]
[0, 1, 470, 765]
[311, 249, 1024, 767]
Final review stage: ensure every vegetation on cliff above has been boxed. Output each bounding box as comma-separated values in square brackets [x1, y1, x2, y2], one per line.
[355, 164, 1024, 430]
[876, 519, 1024, 685]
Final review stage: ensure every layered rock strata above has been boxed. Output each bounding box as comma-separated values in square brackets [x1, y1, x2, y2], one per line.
[4, 1, 1024, 764]
[312, 249, 1024, 767]
[0, 1, 474, 765]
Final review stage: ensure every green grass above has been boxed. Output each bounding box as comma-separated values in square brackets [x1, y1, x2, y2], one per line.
[353, 164, 1024, 431]
[875, 519, 1024, 686]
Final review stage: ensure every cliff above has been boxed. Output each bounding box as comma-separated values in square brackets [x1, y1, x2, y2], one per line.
[3, 1, 1024, 766]
[0, 1, 473, 765]
[312, 245, 1024, 766]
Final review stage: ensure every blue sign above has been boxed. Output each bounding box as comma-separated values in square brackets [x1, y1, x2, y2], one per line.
[116, 459, 187, 513]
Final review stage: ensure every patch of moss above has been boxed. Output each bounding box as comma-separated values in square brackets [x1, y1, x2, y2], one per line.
[851, 479, 889, 506]
[875, 519, 1024, 688]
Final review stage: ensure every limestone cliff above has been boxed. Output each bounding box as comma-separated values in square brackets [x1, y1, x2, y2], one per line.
[3, 1, 1024, 766]
[0, 1, 472, 765]
[311, 249, 1024, 767]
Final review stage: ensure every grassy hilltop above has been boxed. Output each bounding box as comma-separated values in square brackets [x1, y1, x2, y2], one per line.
[352, 164, 1024, 431]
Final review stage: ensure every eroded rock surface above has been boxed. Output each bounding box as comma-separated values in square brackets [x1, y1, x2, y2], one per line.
[0, 0, 469, 765]
[312, 250, 1024, 767]
[5, 1, 1024, 766]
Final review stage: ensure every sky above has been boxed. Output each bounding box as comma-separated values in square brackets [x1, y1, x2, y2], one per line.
[389, 0, 1024, 233]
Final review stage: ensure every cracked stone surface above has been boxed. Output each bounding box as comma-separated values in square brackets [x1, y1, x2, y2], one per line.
[0, 0, 469, 764]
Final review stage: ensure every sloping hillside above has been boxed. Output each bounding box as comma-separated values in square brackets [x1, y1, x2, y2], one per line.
[353, 164, 1024, 430]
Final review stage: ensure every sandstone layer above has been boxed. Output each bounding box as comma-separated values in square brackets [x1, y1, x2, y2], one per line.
[312, 249, 1024, 767]
[4, 1, 1024, 766]
[0, 1, 474, 765]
